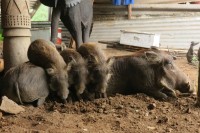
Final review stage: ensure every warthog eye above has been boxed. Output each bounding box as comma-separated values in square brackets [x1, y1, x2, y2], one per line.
[164, 60, 174, 69]
[164, 60, 172, 65]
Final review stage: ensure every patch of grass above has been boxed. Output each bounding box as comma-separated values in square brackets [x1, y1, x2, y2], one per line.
[0, 28, 3, 41]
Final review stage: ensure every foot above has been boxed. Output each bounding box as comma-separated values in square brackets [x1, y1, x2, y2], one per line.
[37, 97, 46, 107]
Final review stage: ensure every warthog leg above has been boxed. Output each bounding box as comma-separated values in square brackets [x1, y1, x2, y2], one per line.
[161, 88, 177, 98]
[95, 92, 107, 99]
[37, 97, 46, 107]
[146, 90, 168, 100]
[81, 90, 95, 101]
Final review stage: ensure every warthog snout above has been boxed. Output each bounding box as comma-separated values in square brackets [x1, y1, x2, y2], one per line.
[179, 82, 193, 94]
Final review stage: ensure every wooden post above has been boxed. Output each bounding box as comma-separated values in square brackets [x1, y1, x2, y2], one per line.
[1, 0, 31, 72]
[128, 4, 132, 20]
[196, 47, 200, 106]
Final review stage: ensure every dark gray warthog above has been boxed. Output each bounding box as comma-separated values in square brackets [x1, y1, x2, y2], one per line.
[1, 62, 49, 106]
[40, 0, 93, 48]
[60, 48, 88, 101]
[28, 39, 69, 102]
[106, 49, 193, 100]
[77, 43, 114, 99]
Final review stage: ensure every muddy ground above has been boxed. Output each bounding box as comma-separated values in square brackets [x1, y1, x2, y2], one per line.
[0, 48, 199, 133]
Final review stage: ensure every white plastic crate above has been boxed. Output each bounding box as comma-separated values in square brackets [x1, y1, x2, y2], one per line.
[120, 30, 160, 48]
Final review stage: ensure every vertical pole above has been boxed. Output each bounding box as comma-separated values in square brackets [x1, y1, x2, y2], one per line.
[1, 0, 31, 72]
[196, 47, 200, 106]
[128, 4, 132, 20]
[48, 7, 53, 22]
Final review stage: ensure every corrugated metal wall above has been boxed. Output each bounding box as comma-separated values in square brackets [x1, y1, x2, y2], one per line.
[91, 3, 200, 49]
[2, 1, 200, 50]
[31, 22, 71, 45]
[90, 16, 200, 50]
[31, 3, 200, 50]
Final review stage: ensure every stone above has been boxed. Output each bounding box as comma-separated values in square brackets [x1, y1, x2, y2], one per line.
[184, 107, 191, 114]
[166, 128, 173, 132]
[147, 126, 156, 130]
[147, 103, 156, 110]
[116, 105, 124, 109]
[0, 96, 25, 114]
[157, 116, 169, 124]
[98, 108, 104, 113]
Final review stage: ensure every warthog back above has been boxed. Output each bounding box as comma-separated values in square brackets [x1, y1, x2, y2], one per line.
[28, 39, 66, 69]
[2, 62, 49, 106]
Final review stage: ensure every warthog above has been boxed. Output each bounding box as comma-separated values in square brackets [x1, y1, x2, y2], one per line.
[28, 39, 69, 103]
[60, 48, 88, 101]
[77, 43, 113, 99]
[106, 48, 193, 100]
[1, 62, 49, 106]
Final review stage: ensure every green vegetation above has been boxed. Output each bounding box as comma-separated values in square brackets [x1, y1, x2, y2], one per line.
[31, 4, 49, 21]
[0, 28, 3, 41]
[0, 5, 49, 41]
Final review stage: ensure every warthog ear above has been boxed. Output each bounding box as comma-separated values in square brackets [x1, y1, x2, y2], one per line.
[70, 56, 77, 64]
[66, 61, 73, 72]
[87, 55, 99, 65]
[167, 46, 177, 60]
[93, 55, 100, 63]
[107, 57, 115, 68]
[41, 46, 46, 53]
[145, 51, 162, 64]
[46, 68, 55, 75]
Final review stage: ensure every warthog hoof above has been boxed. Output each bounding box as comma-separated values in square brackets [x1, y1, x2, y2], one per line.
[36, 97, 46, 107]
[61, 99, 67, 104]
[147, 90, 168, 100]
[95, 92, 107, 99]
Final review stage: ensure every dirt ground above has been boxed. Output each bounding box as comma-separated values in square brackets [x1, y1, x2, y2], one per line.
[0, 48, 199, 133]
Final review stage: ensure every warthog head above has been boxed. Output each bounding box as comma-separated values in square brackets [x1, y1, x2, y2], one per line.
[68, 57, 88, 95]
[46, 66, 69, 102]
[77, 42, 114, 99]
[148, 49, 193, 96]
[60, 48, 88, 100]
[86, 56, 114, 98]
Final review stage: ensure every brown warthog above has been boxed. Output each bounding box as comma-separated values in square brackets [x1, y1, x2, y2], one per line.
[28, 39, 69, 103]
[1, 62, 49, 106]
[77, 43, 113, 99]
[106, 48, 193, 100]
[60, 48, 88, 101]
